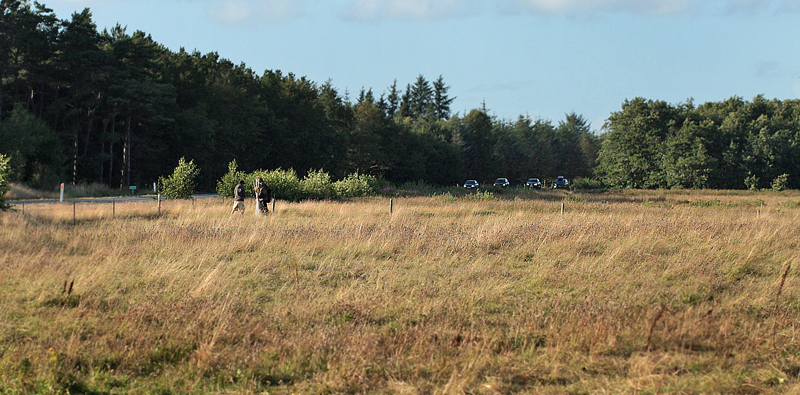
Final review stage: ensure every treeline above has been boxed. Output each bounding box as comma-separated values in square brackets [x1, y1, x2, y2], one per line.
[596, 96, 800, 190]
[4, 1, 798, 193]
[0, 0, 599, 191]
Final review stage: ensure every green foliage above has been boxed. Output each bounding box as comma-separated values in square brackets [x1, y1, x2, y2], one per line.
[332, 173, 378, 198]
[217, 168, 382, 201]
[0, 154, 11, 210]
[6, 1, 800, 193]
[463, 190, 497, 201]
[0, 107, 65, 189]
[300, 169, 334, 200]
[158, 157, 200, 199]
[745, 174, 759, 191]
[772, 174, 789, 192]
[597, 96, 800, 190]
[216, 160, 246, 198]
[596, 98, 683, 189]
[255, 168, 301, 201]
[571, 178, 605, 190]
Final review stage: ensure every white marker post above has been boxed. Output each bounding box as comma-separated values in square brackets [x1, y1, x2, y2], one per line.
[59, 183, 65, 202]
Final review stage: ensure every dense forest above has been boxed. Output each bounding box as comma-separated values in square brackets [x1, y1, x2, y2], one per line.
[599, 96, 800, 190]
[1, 0, 798, 192]
[0, 0, 600, 191]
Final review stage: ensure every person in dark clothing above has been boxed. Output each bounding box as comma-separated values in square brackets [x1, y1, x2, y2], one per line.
[254, 176, 272, 216]
[231, 180, 246, 215]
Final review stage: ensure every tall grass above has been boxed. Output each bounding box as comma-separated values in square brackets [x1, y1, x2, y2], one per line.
[1, 191, 800, 394]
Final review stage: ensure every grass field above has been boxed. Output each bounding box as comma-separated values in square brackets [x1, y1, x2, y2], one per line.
[2, 190, 800, 394]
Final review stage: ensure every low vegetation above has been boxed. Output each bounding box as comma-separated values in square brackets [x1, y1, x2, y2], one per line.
[1, 190, 800, 394]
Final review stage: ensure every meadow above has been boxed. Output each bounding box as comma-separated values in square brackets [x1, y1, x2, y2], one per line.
[1, 189, 800, 394]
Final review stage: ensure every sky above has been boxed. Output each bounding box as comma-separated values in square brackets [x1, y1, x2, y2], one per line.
[40, 0, 800, 131]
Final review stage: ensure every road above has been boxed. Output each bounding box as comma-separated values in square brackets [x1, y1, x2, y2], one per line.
[7, 194, 218, 205]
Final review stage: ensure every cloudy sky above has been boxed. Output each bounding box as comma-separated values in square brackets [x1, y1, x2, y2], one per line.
[42, 0, 800, 130]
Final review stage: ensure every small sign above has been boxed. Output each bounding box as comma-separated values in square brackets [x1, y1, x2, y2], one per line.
[129, 186, 137, 190]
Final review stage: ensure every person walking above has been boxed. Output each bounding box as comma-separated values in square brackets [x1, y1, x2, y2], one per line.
[254, 176, 272, 216]
[231, 180, 246, 215]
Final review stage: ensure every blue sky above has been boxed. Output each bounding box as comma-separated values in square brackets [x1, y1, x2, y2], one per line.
[42, 0, 800, 131]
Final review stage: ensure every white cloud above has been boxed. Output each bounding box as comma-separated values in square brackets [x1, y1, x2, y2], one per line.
[512, 0, 796, 16]
[513, 0, 691, 15]
[341, 0, 800, 22]
[345, 0, 476, 20]
[209, 0, 304, 24]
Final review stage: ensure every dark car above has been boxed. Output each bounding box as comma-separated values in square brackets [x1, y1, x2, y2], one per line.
[526, 178, 542, 189]
[463, 179, 479, 189]
[552, 176, 569, 189]
[493, 178, 510, 188]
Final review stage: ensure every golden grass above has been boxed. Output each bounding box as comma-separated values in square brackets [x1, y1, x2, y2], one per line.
[2, 190, 800, 394]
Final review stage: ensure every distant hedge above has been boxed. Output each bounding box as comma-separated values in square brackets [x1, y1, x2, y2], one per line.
[216, 161, 378, 201]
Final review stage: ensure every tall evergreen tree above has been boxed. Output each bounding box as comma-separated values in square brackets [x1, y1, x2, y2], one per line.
[432, 75, 454, 120]
[385, 79, 399, 119]
[409, 74, 433, 119]
[554, 112, 592, 178]
[460, 109, 494, 180]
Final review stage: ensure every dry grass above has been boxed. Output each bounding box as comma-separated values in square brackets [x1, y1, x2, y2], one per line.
[2, 190, 800, 394]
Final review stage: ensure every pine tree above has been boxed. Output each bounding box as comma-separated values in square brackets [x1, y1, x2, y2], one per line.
[409, 75, 433, 119]
[432, 75, 455, 120]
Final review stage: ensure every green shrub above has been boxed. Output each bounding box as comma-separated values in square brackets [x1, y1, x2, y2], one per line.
[158, 157, 200, 199]
[333, 173, 377, 198]
[300, 169, 334, 200]
[216, 160, 247, 198]
[0, 154, 11, 210]
[434, 192, 458, 203]
[216, 168, 385, 202]
[571, 177, 605, 190]
[463, 190, 497, 201]
[254, 168, 301, 201]
[744, 174, 759, 191]
[771, 173, 789, 192]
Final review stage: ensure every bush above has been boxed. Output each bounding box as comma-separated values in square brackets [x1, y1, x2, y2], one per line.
[300, 169, 334, 200]
[333, 173, 377, 198]
[571, 178, 605, 191]
[158, 157, 200, 199]
[254, 168, 301, 201]
[216, 160, 247, 198]
[463, 190, 497, 201]
[0, 106, 65, 189]
[744, 174, 759, 191]
[771, 173, 789, 192]
[0, 154, 11, 210]
[215, 168, 384, 202]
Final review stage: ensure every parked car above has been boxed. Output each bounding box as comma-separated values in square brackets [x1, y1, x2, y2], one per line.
[525, 178, 542, 189]
[463, 179, 479, 189]
[493, 178, 510, 188]
[552, 176, 569, 189]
